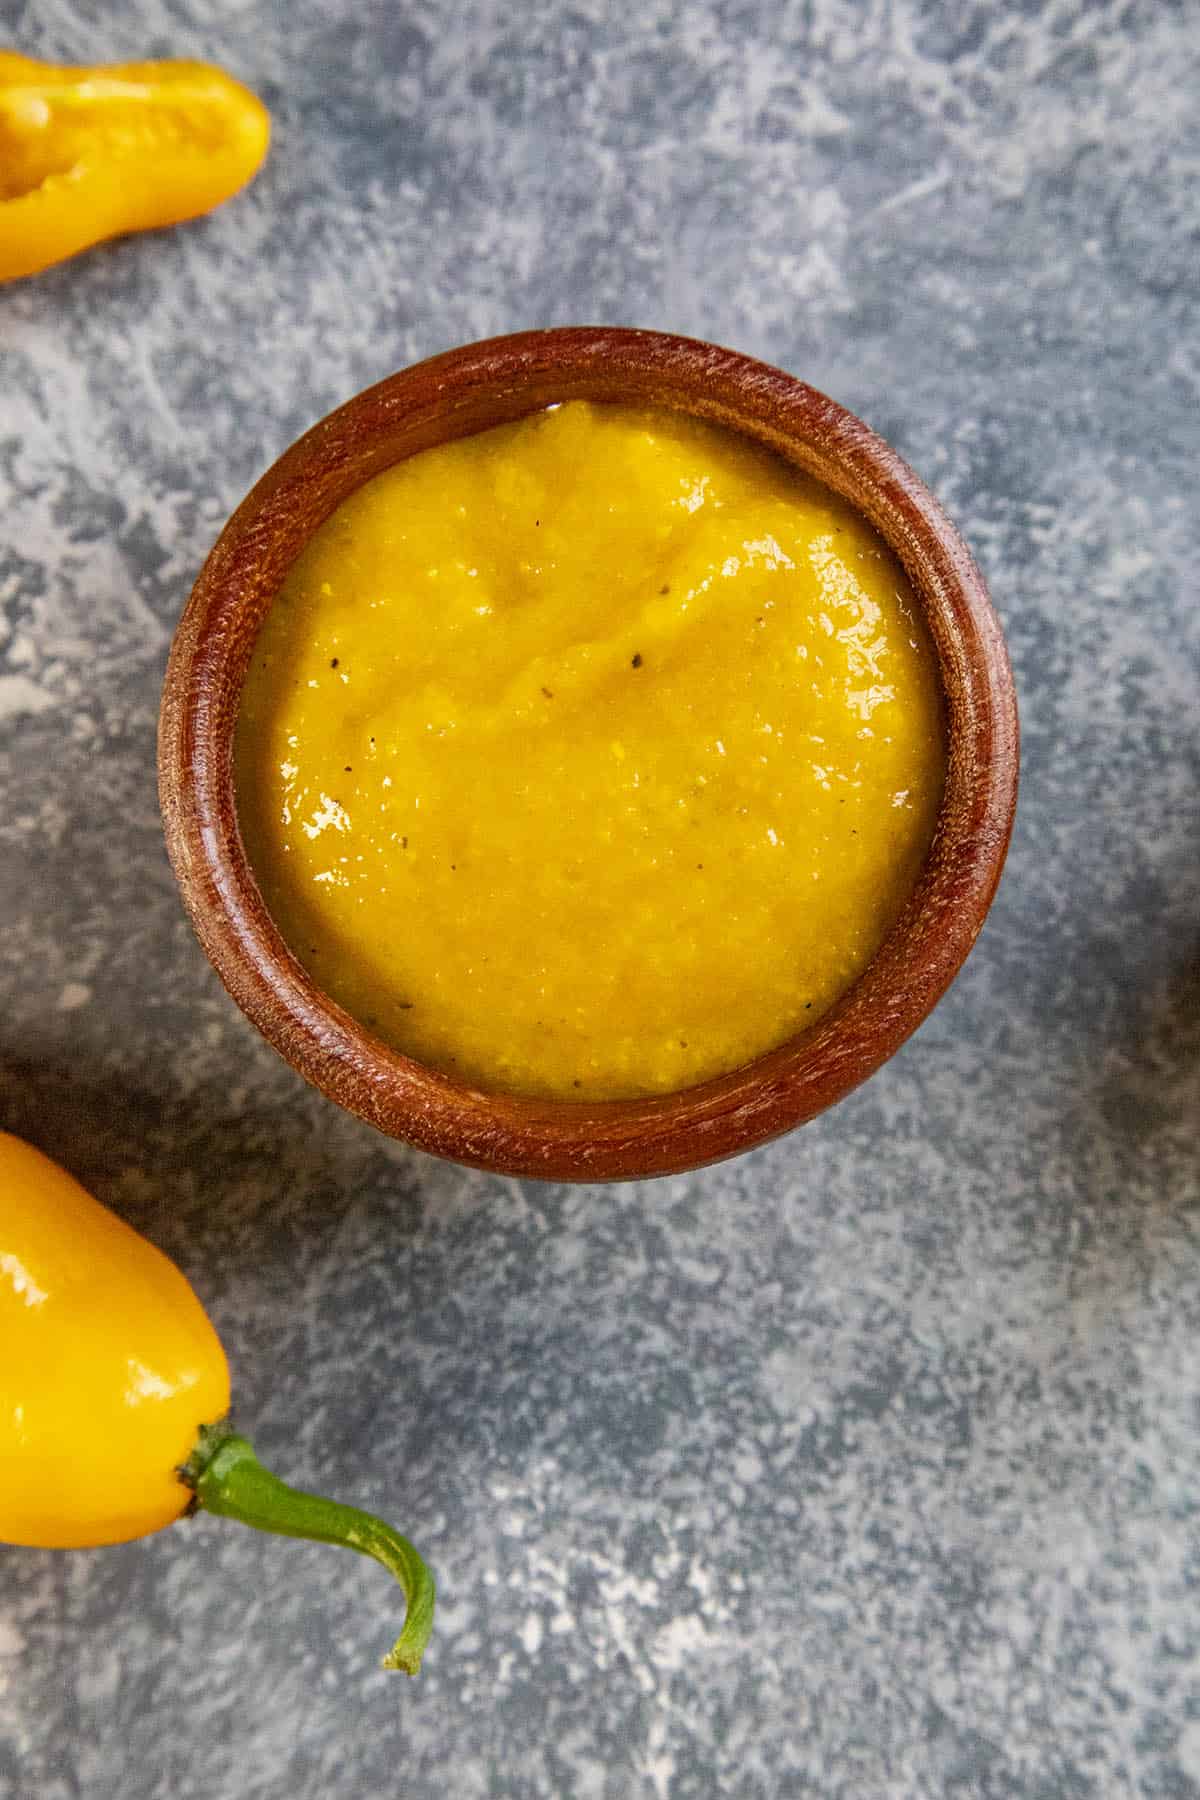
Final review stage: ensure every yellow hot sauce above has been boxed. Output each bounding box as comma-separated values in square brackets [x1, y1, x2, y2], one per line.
[235, 402, 945, 1100]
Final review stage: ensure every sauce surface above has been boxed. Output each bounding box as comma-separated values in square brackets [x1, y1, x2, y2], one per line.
[235, 402, 945, 1100]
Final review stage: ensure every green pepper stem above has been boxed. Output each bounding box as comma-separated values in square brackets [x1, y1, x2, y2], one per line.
[182, 1425, 434, 1676]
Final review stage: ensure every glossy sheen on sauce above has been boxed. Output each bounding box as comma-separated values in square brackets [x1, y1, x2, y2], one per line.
[235, 402, 946, 1100]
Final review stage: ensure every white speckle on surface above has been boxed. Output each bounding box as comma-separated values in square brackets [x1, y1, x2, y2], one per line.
[55, 981, 91, 1011]
[0, 676, 55, 720]
[1, 1, 1198, 1795]
[1178, 1721, 1200, 1777]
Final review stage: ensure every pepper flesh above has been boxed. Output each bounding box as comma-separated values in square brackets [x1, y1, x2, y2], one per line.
[0, 53, 270, 282]
[0, 1129, 231, 1546]
[0, 1131, 434, 1673]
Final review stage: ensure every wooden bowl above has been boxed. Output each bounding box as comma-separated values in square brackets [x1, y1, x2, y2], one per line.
[159, 328, 1018, 1181]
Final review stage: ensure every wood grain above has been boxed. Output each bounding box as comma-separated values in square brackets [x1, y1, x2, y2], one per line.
[158, 328, 1019, 1180]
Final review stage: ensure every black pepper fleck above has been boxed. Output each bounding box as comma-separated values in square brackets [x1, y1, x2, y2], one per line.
[330, 658, 339, 668]
[631, 653, 643, 669]
[660, 584, 670, 594]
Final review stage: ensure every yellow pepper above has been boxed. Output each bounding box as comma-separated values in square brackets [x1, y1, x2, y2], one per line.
[0, 1131, 434, 1675]
[0, 52, 269, 283]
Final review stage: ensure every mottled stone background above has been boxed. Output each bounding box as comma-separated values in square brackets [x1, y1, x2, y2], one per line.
[2, 1, 1198, 1795]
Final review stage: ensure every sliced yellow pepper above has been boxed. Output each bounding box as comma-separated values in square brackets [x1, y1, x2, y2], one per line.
[0, 1131, 434, 1675]
[0, 52, 270, 282]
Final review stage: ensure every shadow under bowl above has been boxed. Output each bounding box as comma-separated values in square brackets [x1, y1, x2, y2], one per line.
[158, 327, 1018, 1181]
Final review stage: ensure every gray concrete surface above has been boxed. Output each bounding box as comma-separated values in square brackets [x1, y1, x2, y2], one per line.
[2, 1, 1198, 1794]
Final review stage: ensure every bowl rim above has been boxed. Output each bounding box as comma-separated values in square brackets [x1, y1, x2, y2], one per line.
[158, 326, 1018, 1181]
